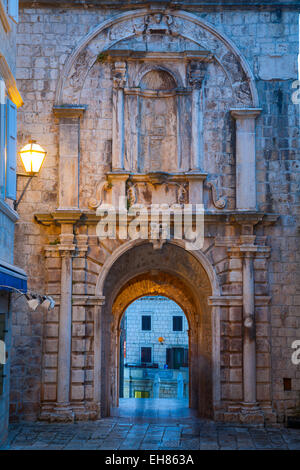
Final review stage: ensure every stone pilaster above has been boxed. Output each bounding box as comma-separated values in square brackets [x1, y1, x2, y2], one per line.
[189, 64, 206, 172]
[53, 105, 87, 210]
[230, 108, 261, 211]
[112, 62, 126, 171]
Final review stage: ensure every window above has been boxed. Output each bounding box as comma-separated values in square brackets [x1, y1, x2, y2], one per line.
[0, 79, 17, 201]
[141, 315, 151, 331]
[141, 347, 151, 363]
[283, 378, 292, 391]
[166, 347, 188, 369]
[173, 316, 183, 331]
[0, 79, 6, 199]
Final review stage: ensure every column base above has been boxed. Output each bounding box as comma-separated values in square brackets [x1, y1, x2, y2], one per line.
[41, 403, 75, 423]
[72, 402, 101, 421]
[239, 402, 264, 425]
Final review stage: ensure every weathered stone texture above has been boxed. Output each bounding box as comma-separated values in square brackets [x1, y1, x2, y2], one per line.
[11, 4, 300, 424]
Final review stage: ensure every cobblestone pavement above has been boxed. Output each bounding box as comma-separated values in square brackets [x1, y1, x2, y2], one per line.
[4, 418, 300, 450]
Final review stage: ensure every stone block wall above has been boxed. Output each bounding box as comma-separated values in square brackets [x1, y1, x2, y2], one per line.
[124, 296, 188, 368]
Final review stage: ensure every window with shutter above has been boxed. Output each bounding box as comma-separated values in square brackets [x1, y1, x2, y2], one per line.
[8, 0, 18, 23]
[173, 315, 183, 331]
[141, 315, 151, 331]
[0, 80, 6, 199]
[141, 347, 151, 363]
[6, 98, 17, 200]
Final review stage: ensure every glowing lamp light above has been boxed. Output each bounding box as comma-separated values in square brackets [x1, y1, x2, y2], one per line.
[19, 140, 46, 175]
[158, 337, 164, 344]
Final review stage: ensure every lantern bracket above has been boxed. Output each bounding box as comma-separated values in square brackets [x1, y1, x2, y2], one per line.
[13, 174, 36, 210]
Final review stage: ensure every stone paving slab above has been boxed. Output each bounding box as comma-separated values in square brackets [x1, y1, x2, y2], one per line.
[3, 418, 300, 450]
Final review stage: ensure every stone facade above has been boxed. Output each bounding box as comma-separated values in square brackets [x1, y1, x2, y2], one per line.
[123, 296, 188, 367]
[9, 1, 300, 426]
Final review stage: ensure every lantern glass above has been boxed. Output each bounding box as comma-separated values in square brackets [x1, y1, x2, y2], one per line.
[19, 141, 46, 174]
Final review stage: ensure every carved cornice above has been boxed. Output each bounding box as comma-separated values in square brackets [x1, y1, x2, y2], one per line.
[230, 108, 262, 120]
[104, 50, 213, 63]
[124, 88, 191, 98]
[51, 209, 82, 224]
[34, 210, 280, 227]
[19, 1, 300, 10]
[53, 105, 87, 118]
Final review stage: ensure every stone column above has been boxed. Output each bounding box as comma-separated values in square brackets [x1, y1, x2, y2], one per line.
[53, 105, 87, 210]
[112, 62, 126, 171]
[53, 225, 75, 421]
[242, 250, 256, 405]
[230, 108, 261, 211]
[239, 231, 264, 424]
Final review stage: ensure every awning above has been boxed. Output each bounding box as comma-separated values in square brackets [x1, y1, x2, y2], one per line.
[0, 260, 27, 293]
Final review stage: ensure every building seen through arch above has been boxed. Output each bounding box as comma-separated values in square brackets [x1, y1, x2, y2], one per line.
[120, 296, 189, 401]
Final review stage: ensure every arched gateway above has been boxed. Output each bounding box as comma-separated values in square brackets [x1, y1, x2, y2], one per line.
[35, 8, 277, 426]
[97, 241, 220, 418]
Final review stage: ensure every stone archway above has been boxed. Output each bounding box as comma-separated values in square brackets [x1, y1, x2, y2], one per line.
[96, 241, 220, 419]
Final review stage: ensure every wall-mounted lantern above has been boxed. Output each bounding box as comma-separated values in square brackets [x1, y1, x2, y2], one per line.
[14, 140, 47, 210]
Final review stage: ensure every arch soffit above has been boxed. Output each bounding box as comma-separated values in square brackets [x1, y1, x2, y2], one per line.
[97, 239, 220, 300]
[111, 273, 197, 331]
[55, 9, 259, 107]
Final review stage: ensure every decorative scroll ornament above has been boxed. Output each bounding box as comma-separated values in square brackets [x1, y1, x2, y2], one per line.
[143, 13, 174, 35]
[88, 180, 111, 209]
[206, 180, 227, 209]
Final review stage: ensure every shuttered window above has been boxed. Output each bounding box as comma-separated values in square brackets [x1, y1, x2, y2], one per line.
[6, 98, 17, 200]
[0, 80, 5, 199]
[8, 0, 19, 23]
[141, 347, 151, 363]
[173, 315, 183, 331]
[141, 315, 151, 331]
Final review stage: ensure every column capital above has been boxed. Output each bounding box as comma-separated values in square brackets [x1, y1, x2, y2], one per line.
[58, 247, 75, 258]
[112, 61, 127, 89]
[230, 108, 262, 120]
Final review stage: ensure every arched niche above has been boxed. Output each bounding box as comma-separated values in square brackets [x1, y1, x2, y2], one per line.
[129, 67, 181, 173]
